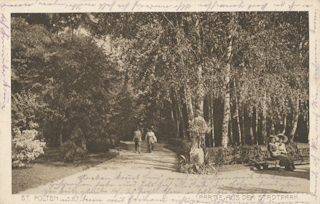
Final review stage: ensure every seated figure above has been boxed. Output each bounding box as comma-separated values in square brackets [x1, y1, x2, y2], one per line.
[268, 134, 295, 171]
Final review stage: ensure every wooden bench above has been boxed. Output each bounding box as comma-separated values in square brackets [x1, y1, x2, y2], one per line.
[253, 144, 310, 169]
[254, 146, 280, 170]
[295, 144, 309, 164]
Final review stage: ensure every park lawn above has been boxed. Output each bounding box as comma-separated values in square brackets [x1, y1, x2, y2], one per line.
[12, 147, 120, 194]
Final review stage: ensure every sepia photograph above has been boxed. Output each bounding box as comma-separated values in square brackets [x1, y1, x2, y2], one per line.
[0, 1, 319, 203]
[11, 12, 310, 195]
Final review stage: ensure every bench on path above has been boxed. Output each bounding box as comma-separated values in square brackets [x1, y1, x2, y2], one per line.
[254, 146, 280, 170]
[295, 144, 309, 164]
[254, 144, 310, 170]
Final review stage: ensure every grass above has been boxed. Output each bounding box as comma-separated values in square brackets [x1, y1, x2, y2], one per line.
[12, 145, 124, 194]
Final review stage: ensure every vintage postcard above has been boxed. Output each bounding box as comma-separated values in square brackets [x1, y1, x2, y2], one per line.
[1, 0, 320, 204]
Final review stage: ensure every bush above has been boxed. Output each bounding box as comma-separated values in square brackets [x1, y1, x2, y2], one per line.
[178, 154, 217, 174]
[233, 145, 267, 164]
[167, 138, 306, 174]
[12, 129, 46, 168]
[285, 143, 300, 159]
[167, 138, 216, 174]
[204, 144, 298, 166]
[204, 145, 268, 166]
[60, 140, 87, 162]
[86, 137, 110, 153]
[204, 147, 234, 166]
[167, 138, 192, 157]
[109, 135, 120, 147]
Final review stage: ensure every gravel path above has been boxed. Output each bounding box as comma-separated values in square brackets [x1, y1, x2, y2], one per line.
[21, 141, 310, 195]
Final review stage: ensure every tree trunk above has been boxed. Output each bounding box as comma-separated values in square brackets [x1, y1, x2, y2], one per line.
[197, 65, 204, 113]
[204, 94, 211, 147]
[170, 103, 174, 124]
[289, 98, 299, 143]
[59, 126, 63, 146]
[248, 106, 254, 145]
[241, 104, 245, 145]
[184, 83, 194, 137]
[59, 108, 65, 146]
[171, 88, 180, 137]
[221, 47, 232, 147]
[229, 113, 233, 146]
[178, 88, 187, 139]
[255, 107, 259, 145]
[261, 92, 268, 145]
[176, 88, 186, 139]
[307, 110, 309, 143]
[179, 107, 186, 139]
[211, 92, 215, 147]
[235, 96, 241, 146]
[281, 114, 287, 134]
[271, 122, 275, 135]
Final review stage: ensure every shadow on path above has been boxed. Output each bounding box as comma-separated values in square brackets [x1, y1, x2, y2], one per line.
[250, 165, 310, 180]
[218, 186, 289, 194]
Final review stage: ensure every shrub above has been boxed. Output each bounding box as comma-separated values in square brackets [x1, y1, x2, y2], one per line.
[168, 138, 307, 174]
[60, 124, 88, 162]
[285, 143, 300, 159]
[12, 128, 46, 168]
[110, 135, 120, 147]
[167, 138, 192, 157]
[60, 140, 87, 162]
[234, 145, 267, 164]
[86, 137, 110, 153]
[178, 154, 217, 174]
[204, 147, 235, 166]
[204, 144, 296, 166]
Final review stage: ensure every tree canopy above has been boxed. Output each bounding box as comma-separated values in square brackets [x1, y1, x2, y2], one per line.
[12, 12, 309, 150]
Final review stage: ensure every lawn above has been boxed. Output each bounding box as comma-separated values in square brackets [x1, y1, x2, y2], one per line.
[12, 146, 123, 194]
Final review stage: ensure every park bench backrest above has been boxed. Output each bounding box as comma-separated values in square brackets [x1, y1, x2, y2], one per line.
[260, 146, 272, 159]
[296, 144, 309, 156]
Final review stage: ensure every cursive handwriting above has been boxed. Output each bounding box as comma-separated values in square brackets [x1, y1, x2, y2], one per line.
[1, 13, 10, 111]
[198, 1, 245, 12]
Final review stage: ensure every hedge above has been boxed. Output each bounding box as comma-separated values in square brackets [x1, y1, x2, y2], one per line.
[167, 138, 303, 167]
[166, 138, 192, 157]
[204, 145, 267, 166]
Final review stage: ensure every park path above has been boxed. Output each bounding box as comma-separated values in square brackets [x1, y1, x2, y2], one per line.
[89, 140, 179, 172]
[21, 141, 310, 195]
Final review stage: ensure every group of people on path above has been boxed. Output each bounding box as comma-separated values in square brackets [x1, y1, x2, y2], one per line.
[268, 134, 295, 171]
[132, 126, 157, 153]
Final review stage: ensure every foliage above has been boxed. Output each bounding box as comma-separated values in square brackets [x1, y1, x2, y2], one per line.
[109, 135, 120, 147]
[60, 140, 87, 162]
[204, 147, 234, 166]
[12, 129, 46, 168]
[86, 137, 110, 153]
[11, 12, 309, 159]
[188, 116, 211, 134]
[167, 138, 192, 157]
[178, 158, 217, 175]
[12, 91, 48, 133]
[285, 143, 301, 159]
[203, 143, 302, 167]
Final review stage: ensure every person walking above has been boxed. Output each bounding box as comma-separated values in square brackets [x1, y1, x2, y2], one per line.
[133, 127, 142, 153]
[150, 126, 157, 151]
[145, 127, 156, 153]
